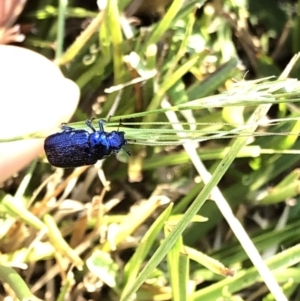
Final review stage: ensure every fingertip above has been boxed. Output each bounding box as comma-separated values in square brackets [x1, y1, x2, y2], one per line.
[0, 46, 80, 183]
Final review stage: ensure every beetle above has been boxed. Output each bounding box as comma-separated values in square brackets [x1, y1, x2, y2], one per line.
[44, 119, 127, 168]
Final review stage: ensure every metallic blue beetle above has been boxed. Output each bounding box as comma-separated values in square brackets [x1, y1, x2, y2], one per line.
[44, 119, 127, 168]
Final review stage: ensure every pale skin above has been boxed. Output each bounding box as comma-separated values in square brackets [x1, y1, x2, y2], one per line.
[0, 45, 80, 183]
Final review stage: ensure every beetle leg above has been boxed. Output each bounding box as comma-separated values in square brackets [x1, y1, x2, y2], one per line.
[98, 119, 106, 132]
[61, 123, 74, 131]
[85, 119, 97, 132]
